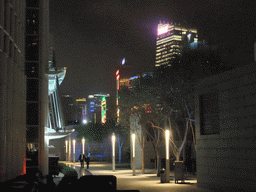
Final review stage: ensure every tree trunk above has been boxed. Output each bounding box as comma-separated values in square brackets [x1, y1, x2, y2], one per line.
[118, 137, 123, 163]
[100, 143, 103, 161]
[156, 151, 160, 176]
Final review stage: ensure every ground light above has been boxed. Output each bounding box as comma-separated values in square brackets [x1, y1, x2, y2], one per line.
[82, 138, 85, 155]
[65, 140, 68, 161]
[73, 139, 76, 162]
[132, 133, 136, 176]
[165, 130, 170, 182]
[112, 133, 116, 171]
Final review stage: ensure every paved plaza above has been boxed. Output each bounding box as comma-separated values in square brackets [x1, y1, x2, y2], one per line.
[58, 161, 215, 192]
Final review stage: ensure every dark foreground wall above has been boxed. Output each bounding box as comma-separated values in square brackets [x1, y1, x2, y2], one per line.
[195, 62, 256, 191]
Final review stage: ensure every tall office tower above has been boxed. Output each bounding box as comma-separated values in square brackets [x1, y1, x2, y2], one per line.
[0, 0, 26, 182]
[101, 95, 116, 124]
[155, 21, 198, 67]
[116, 58, 134, 123]
[76, 98, 87, 124]
[61, 95, 77, 125]
[87, 94, 110, 124]
[105, 96, 116, 122]
[25, 0, 50, 177]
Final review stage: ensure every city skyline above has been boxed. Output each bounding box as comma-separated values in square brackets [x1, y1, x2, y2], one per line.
[50, 0, 256, 99]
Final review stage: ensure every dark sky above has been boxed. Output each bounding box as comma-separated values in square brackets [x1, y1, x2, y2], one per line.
[50, 0, 256, 99]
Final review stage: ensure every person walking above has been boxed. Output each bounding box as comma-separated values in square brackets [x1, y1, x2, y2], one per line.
[79, 153, 86, 168]
[85, 156, 90, 169]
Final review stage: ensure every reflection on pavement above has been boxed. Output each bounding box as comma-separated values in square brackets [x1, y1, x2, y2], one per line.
[65, 163, 92, 178]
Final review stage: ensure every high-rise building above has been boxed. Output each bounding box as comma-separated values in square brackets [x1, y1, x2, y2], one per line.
[116, 59, 134, 123]
[0, 0, 51, 182]
[155, 21, 198, 67]
[25, 0, 50, 177]
[76, 98, 87, 124]
[0, 0, 26, 182]
[61, 95, 77, 125]
[87, 94, 110, 124]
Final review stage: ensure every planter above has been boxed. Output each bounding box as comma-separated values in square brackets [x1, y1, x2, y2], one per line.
[49, 155, 59, 176]
[174, 161, 185, 183]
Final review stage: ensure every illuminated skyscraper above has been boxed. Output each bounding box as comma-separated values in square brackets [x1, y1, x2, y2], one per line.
[116, 59, 134, 123]
[87, 94, 110, 124]
[155, 21, 198, 67]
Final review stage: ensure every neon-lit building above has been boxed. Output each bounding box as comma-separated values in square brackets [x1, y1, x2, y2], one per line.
[87, 94, 110, 124]
[155, 21, 198, 67]
[116, 59, 134, 123]
[101, 97, 107, 124]
[128, 72, 153, 89]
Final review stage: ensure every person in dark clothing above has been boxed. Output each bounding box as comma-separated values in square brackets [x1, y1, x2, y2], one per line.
[85, 156, 90, 169]
[79, 153, 86, 168]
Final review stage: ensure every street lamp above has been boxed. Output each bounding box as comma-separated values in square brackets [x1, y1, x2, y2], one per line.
[112, 133, 116, 171]
[132, 133, 136, 176]
[82, 138, 85, 155]
[165, 130, 170, 182]
[65, 140, 68, 161]
[82, 119, 87, 124]
[73, 139, 76, 163]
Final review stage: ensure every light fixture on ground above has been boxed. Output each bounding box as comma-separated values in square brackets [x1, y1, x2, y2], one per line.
[82, 138, 85, 155]
[112, 133, 116, 171]
[165, 129, 170, 182]
[65, 140, 68, 161]
[73, 139, 76, 163]
[132, 133, 136, 176]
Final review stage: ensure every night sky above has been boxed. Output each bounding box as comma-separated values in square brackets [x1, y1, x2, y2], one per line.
[50, 0, 256, 99]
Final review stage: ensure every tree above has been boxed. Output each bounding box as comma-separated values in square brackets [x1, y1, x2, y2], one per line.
[119, 75, 167, 174]
[103, 119, 128, 163]
[76, 122, 111, 160]
[119, 72, 195, 174]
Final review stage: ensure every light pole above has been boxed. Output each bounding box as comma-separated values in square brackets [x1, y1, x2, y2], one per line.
[165, 130, 170, 182]
[112, 133, 116, 172]
[82, 138, 85, 155]
[65, 140, 68, 161]
[132, 133, 136, 176]
[73, 139, 76, 163]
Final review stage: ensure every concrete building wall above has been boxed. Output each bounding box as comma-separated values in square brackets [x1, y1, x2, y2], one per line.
[0, 0, 26, 182]
[195, 63, 256, 191]
[38, 0, 50, 177]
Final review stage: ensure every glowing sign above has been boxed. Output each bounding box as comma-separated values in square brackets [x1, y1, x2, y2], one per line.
[130, 75, 139, 80]
[158, 25, 169, 35]
[76, 98, 86, 102]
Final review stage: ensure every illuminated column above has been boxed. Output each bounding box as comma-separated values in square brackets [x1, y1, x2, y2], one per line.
[73, 139, 76, 163]
[132, 133, 136, 176]
[82, 138, 85, 155]
[165, 130, 170, 182]
[52, 92, 59, 128]
[65, 140, 68, 161]
[68, 136, 71, 161]
[112, 133, 116, 171]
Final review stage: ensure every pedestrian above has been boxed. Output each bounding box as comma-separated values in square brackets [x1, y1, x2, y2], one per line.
[79, 153, 86, 168]
[86, 156, 90, 169]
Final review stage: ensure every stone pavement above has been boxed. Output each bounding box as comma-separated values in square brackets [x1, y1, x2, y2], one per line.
[58, 161, 215, 192]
